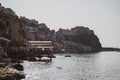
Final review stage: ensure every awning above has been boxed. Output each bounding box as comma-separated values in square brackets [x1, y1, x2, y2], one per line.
[36, 46, 53, 48]
[29, 41, 52, 44]
[29, 41, 52, 46]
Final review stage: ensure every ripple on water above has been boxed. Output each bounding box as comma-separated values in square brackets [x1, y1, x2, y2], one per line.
[23, 52, 120, 80]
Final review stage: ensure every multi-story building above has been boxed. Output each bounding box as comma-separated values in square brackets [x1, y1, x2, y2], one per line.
[0, 20, 10, 58]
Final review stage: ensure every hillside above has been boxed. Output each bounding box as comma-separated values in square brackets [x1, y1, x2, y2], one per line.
[0, 3, 102, 53]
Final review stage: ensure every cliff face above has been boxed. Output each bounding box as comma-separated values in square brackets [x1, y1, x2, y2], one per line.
[0, 4, 102, 52]
[55, 27, 102, 52]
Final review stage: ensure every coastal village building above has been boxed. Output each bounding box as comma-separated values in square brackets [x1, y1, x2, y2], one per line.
[28, 41, 53, 51]
[28, 41, 53, 61]
[0, 4, 22, 46]
[0, 20, 10, 58]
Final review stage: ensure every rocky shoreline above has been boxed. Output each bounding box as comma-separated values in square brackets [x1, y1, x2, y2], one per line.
[0, 59, 25, 80]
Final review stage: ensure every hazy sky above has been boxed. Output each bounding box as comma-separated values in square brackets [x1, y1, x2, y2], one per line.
[0, 0, 120, 48]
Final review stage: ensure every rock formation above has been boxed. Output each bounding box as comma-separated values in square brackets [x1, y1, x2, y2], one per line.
[55, 26, 102, 52]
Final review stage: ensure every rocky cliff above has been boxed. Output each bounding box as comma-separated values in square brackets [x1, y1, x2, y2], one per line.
[0, 4, 102, 52]
[55, 27, 102, 52]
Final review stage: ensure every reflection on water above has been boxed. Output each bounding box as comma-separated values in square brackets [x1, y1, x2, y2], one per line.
[22, 52, 120, 80]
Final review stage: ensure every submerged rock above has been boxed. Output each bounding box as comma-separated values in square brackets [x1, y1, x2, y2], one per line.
[56, 67, 62, 70]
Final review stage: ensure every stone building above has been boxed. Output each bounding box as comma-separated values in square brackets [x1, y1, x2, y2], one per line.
[0, 20, 10, 58]
[0, 4, 22, 46]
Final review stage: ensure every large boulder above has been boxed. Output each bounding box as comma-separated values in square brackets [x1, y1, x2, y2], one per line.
[13, 63, 24, 71]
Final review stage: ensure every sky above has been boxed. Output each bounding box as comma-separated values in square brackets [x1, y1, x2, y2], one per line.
[0, 0, 120, 48]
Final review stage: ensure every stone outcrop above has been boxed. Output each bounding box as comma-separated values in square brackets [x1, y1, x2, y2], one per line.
[55, 26, 102, 52]
[0, 62, 25, 80]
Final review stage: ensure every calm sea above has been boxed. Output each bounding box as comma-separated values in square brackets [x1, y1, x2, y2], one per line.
[22, 51, 120, 80]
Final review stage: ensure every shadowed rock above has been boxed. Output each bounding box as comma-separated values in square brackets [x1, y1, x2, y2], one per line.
[13, 63, 24, 71]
